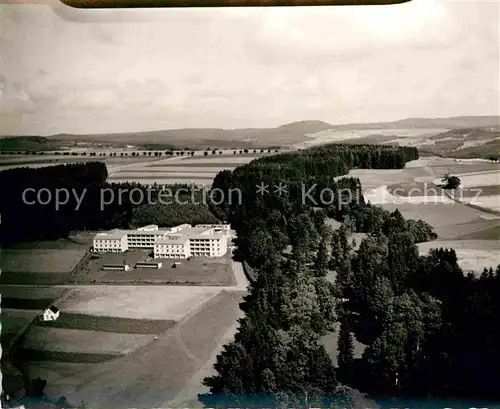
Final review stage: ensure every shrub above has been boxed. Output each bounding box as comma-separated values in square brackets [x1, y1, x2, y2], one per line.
[442, 174, 461, 189]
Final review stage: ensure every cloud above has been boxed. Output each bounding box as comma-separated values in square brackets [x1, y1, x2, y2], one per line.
[0, 75, 36, 115]
[0, 0, 498, 135]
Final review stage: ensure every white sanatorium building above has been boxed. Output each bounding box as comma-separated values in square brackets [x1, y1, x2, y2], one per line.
[93, 224, 230, 259]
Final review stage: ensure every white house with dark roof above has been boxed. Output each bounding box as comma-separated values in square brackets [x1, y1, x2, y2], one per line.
[39, 305, 59, 322]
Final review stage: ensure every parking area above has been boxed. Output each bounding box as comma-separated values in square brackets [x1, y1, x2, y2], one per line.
[70, 250, 236, 286]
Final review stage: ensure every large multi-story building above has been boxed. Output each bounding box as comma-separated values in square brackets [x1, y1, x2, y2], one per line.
[126, 224, 168, 248]
[154, 226, 228, 259]
[92, 224, 230, 259]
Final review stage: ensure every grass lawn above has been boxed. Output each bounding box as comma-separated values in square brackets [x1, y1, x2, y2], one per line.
[72, 251, 235, 286]
[0, 155, 164, 167]
[107, 174, 215, 179]
[444, 170, 500, 188]
[456, 224, 500, 240]
[22, 326, 154, 355]
[417, 239, 500, 274]
[1, 309, 40, 345]
[35, 313, 176, 334]
[0, 272, 71, 285]
[112, 169, 222, 174]
[0, 285, 65, 300]
[179, 290, 244, 361]
[105, 177, 216, 186]
[435, 218, 500, 240]
[2, 297, 59, 310]
[387, 183, 499, 204]
[0, 249, 87, 273]
[379, 202, 487, 229]
[177, 154, 262, 161]
[0, 285, 66, 313]
[387, 182, 445, 197]
[137, 255, 235, 286]
[34, 289, 244, 408]
[428, 163, 499, 176]
[58, 286, 221, 320]
[147, 162, 251, 168]
[456, 185, 500, 197]
[19, 349, 120, 364]
[3, 236, 92, 250]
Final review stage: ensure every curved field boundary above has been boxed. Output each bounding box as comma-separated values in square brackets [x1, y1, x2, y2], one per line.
[242, 260, 257, 284]
[443, 190, 500, 217]
[19, 350, 119, 364]
[35, 313, 176, 334]
[5, 289, 73, 396]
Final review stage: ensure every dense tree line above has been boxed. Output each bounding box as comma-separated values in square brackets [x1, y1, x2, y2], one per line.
[200, 209, 356, 408]
[5, 143, 498, 404]
[200, 144, 425, 407]
[203, 142, 499, 406]
[0, 163, 217, 245]
[130, 201, 219, 227]
[210, 144, 422, 268]
[337, 231, 500, 400]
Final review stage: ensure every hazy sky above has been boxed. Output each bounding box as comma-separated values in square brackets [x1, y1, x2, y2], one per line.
[0, 0, 498, 134]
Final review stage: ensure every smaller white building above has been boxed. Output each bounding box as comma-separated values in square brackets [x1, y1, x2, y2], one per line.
[102, 264, 131, 271]
[40, 306, 59, 322]
[93, 230, 128, 253]
[135, 261, 163, 269]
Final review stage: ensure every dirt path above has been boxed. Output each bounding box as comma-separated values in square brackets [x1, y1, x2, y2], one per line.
[165, 315, 244, 408]
[106, 155, 183, 175]
[160, 261, 248, 408]
[9, 260, 250, 406]
[42, 290, 245, 409]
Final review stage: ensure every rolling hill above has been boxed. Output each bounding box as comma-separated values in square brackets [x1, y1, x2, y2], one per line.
[1, 116, 498, 153]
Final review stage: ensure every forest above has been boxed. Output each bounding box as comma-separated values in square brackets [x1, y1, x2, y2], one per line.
[200, 143, 500, 407]
[0, 163, 218, 245]
[2, 144, 500, 406]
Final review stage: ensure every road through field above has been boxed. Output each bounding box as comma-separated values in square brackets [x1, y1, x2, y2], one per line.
[41, 290, 246, 409]
[162, 260, 249, 408]
[7, 260, 250, 407]
[106, 154, 184, 174]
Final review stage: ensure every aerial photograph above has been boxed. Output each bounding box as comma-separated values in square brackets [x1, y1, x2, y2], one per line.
[0, 0, 499, 408]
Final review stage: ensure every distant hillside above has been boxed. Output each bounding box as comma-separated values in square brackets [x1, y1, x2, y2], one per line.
[23, 120, 336, 149]
[1, 116, 498, 150]
[330, 126, 500, 160]
[416, 127, 500, 159]
[0, 136, 64, 152]
[330, 116, 499, 130]
[276, 120, 334, 134]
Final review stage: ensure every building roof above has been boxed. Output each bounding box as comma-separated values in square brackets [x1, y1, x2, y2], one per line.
[157, 232, 189, 244]
[171, 223, 192, 230]
[95, 229, 128, 240]
[185, 227, 211, 236]
[103, 263, 129, 267]
[127, 229, 166, 236]
[49, 305, 59, 313]
[137, 224, 159, 231]
[156, 237, 189, 245]
[190, 230, 227, 239]
[94, 223, 230, 242]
